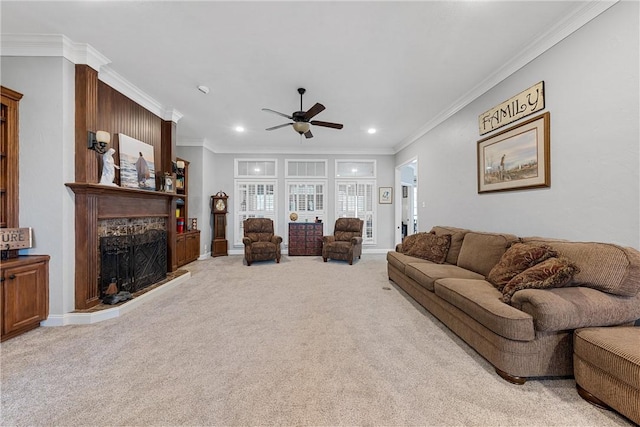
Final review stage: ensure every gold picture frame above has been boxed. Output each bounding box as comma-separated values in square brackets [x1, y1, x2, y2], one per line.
[477, 112, 550, 194]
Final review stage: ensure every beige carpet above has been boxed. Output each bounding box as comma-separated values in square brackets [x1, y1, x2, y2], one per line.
[0, 255, 632, 426]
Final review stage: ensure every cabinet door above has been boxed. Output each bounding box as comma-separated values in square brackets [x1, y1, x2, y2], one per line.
[176, 234, 187, 266]
[186, 232, 200, 263]
[2, 260, 48, 338]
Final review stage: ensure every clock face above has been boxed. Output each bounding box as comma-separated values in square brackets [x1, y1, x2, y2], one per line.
[215, 199, 226, 212]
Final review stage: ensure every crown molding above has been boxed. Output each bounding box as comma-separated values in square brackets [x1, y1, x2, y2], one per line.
[96, 66, 182, 123]
[1, 33, 182, 123]
[393, 0, 618, 153]
[0, 33, 111, 71]
[177, 137, 393, 155]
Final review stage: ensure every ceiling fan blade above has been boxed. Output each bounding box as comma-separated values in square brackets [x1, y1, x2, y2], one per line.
[262, 108, 293, 120]
[304, 130, 313, 139]
[303, 103, 325, 120]
[310, 120, 344, 130]
[265, 123, 292, 131]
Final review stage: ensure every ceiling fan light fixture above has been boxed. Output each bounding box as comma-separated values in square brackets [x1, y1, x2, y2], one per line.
[292, 122, 310, 134]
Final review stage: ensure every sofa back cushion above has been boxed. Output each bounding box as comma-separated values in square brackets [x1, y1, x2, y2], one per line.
[456, 231, 519, 277]
[522, 238, 640, 297]
[430, 226, 471, 265]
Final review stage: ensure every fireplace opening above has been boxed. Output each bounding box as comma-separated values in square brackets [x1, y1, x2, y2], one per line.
[99, 229, 167, 303]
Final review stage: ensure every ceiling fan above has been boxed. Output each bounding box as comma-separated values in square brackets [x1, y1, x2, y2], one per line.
[262, 88, 344, 139]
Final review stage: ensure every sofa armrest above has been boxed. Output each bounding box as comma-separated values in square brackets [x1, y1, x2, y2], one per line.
[351, 236, 363, 246]
[395, 243, 403, 252]
[510, 286, 640, 332]
[323, 236, 336, 244]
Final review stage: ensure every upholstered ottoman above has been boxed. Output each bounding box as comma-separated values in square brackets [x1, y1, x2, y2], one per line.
[574, 327, 640, 425]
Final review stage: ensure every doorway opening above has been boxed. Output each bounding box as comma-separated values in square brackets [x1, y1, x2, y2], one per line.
[395, 159, 417, 245]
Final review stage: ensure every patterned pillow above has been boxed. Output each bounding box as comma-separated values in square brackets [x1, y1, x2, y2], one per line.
[487, 242, 557, 291]
[405, 233, 451, 264]
[501, 257, 580, 304]
[401, 232, 433, 254]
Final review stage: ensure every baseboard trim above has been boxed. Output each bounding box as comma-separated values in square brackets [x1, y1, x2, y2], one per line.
[41, 272, 191, 326]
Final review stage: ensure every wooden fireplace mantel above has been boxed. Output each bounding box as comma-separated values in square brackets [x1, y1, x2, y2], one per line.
[66, 182, 182, 309]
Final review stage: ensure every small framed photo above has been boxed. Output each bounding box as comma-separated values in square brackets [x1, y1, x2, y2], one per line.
[379, 187, 393, 204]
[164, 174, 176, 193]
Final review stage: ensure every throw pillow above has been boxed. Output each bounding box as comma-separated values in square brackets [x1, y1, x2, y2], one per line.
[405, 233, 451, 264]
[501, 256, 580, 304]
[401, 231, 433, 253]
[487, 242, 558, 291]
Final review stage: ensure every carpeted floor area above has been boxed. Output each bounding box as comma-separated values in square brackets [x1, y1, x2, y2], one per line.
[0, 255, 632, 426]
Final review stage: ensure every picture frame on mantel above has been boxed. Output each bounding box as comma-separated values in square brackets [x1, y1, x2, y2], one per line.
[379, 187, 393, 204]
[477, 112, 550, 194]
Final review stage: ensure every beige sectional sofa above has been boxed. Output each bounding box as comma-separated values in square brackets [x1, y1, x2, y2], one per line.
[387, 225, 640, 384]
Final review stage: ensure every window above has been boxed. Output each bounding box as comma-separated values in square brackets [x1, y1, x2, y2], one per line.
[234, 180, 277, 245]
[235, 159, 277, 178]
[286, 181, 326, 224]
[335, 160, 376, 244]
[286, 160, 327, 178]
[335, 180, 375, 244]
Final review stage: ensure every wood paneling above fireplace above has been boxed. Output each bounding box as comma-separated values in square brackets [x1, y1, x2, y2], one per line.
[71, 65, 179, 310]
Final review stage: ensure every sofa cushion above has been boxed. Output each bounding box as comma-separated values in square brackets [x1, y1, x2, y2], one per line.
[574, 327, 640, 390]
[456, 231, 519, 277]
[387, 251, 432, 274]
[406, 262, 484, 292]
[431, 226, 470, 265]
[405, 233, 451, 264]
[434, 278, 535, 341]
[501, 256, 579, 304]
[522, 239, 640, 297]
[487, 242, 558, 291]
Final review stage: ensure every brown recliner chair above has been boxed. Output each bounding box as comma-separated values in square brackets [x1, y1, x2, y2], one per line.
[322, 218, 364, 265]
[242, 218, 282, 266]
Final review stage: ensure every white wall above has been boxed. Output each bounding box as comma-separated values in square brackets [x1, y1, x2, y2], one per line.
[211, 152, 396, 252]
[1, 56, 76, 315]
[176, 145, 217, 257]
[395, 1, 639, 249]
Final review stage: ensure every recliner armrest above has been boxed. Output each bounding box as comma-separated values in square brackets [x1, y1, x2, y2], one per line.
[242, 237, 252, 246]
[271, 235, 283, 244]
[351, 236, 363, 245]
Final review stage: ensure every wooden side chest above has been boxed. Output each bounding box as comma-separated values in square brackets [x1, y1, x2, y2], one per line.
[288, 223, 323, 256]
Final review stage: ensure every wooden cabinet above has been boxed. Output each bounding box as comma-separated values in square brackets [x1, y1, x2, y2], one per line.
[288, 223, 323, 256]
[1, 255, 50, 341]
[176, 230, 200, 267]
[174, 158, 200, 267]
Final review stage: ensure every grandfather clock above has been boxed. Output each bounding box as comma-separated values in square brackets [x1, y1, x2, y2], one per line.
[211, 191, 228, 257]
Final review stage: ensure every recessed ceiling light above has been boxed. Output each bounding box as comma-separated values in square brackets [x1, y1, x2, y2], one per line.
[197, 85, 210, 94]
[235, 126, 245, 132]
[367, 128, 377, 134]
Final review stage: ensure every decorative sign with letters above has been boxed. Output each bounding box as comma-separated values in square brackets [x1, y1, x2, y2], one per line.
[0, 228, 33, 250]
[478, 81, 545, 135]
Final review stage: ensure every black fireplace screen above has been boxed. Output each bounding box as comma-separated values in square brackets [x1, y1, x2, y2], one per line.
[99, 229, 167, 297]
